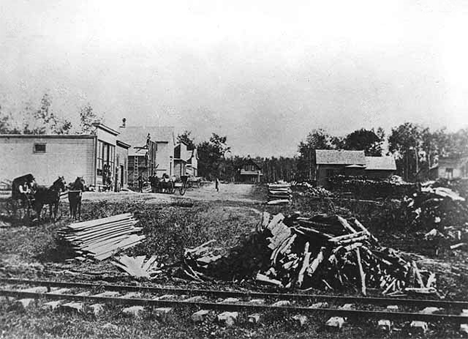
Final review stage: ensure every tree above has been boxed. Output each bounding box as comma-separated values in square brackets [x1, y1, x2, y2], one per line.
[78, 104, 102, 134]
[0, 93, 72, 135]
[388, 122, 425, 181]
[177, 130, 196, 149]
[445, 128, 468, 158]
[343, 128, 384, 156]
[297, 129, 335, 181]
[197, 133, 231, 180]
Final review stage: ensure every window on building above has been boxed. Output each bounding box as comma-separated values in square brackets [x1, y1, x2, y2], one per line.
[97, 140, 115, 180]
[445, 168, 453, 179]
[33, 143, 46, 153]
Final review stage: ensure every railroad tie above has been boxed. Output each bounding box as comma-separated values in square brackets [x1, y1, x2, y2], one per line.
[292, 314, 308, 327]
[122, 305, 145, 318]
[191, 309, 211, 322]
[217, 311, 238, 327]
[460, 309, 468, 335]
[248, 313, 262, 324]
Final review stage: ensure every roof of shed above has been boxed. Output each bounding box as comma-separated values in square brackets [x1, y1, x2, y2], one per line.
[315, 150, 366, 165]
[365, 156, 397, 171]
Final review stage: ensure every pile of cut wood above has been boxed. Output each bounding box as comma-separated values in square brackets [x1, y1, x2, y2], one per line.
[60, 213, 144, 261]
[182, 212, 436, 295]
[267, 183, 292, 205]
[410, 184, 468, 252]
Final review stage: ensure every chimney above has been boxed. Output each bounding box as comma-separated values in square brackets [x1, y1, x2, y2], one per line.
[120, 118, 126, 128]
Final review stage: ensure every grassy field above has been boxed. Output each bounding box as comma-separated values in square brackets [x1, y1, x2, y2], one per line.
[0, 184, 467, 338]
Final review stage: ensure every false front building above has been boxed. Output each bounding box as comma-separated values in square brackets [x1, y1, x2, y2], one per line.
[0, 123, 129, 191]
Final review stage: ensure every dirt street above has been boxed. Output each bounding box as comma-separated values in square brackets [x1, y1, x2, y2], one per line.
[81, 183, 264, 204]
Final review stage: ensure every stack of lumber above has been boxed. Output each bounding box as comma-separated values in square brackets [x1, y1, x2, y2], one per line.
[182, 211, 436, 295]
[60, 213, 144, 261]
[267, 183, 292, 205]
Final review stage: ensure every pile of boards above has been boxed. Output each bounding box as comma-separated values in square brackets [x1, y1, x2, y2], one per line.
[183, 211, 436, 295]
[60, 213, 144, 261]
[267, 183, 292, 205]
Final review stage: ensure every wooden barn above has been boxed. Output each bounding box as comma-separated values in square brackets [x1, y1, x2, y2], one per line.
[0, 123, 130, 191]
[315, 150, 366, 187]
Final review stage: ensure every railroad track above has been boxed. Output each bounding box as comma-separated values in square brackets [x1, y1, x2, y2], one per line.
[1, 278, 468, 333]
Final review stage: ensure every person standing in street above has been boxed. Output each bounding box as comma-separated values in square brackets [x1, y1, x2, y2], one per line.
[138, 175, 143, 193]
[215, 177, 220, 192]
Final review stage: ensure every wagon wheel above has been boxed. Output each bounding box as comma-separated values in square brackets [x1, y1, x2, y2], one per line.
[179, 183, 186, 196]
[4, 198, 19, 218]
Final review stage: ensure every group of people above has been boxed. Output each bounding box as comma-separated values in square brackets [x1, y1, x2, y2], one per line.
[18, 179, 35, 207]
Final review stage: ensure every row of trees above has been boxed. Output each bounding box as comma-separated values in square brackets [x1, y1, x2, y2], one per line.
[0, 93, 102, 135]
[2, 95, 466, 183]
[188, 123, 467, 183]
[297, 124, 468, 182]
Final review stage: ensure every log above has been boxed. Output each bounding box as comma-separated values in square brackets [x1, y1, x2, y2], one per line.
[296, 242, 311, 288]
[307, 247, 325, 277]
[256, 273, 283, 287]
[329, 231, 366, 243]
[337, 216, 358, 234]
[412, 261, 425, 288]
[185, 240, 217, 255]
[352, 219, 379, 243]
[296, 226, 333, 239]
[355, 248, 366, 296]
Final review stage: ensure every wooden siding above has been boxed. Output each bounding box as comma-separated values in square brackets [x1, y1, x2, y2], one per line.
[116, 145, 129, 189]
[0, 136, 96, 186]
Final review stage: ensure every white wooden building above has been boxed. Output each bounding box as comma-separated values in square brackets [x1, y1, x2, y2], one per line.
[0, 123, 130, 190]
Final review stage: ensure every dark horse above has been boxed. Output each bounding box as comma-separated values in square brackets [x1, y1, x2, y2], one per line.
[33, 176, 66, 222]
[68, 177, 85, 220]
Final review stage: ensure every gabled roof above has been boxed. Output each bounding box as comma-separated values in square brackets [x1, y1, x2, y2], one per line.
[438, 156, 468, 168]
[315, 150, 366, 165]
[365, 156, 397, 171]
[242, 158, 262, 169]
[92, 122, 120, 136]
[119, 126, 174, 156]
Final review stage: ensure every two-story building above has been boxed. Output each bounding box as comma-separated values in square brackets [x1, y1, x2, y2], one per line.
[239, 158, 263, 183]
[174, 142, 198, 179]
[118, 124, 175, 184]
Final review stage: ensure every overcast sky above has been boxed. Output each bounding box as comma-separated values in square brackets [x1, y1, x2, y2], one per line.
[1, 0, 468, 156]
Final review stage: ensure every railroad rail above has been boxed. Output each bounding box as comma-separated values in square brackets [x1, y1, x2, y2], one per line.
[1, 278, 467, 329]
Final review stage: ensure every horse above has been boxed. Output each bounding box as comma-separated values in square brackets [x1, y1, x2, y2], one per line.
[33, 176, 66, 222]
[68, 177, 85, 220]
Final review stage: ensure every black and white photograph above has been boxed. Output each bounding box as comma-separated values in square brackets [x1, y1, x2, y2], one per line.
[1, 0, 468, 338]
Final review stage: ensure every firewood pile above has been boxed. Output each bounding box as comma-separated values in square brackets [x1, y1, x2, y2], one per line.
[182, 211, 436, 295]
[59, 213, 145, 261]
[409, 185, 468, 251]
[267, 183, 292, 205]
[293, 184, 332, 199]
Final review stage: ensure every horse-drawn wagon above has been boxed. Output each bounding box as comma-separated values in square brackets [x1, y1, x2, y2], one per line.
[149, 174, 189, 195]
[7, 173, 36, 218]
